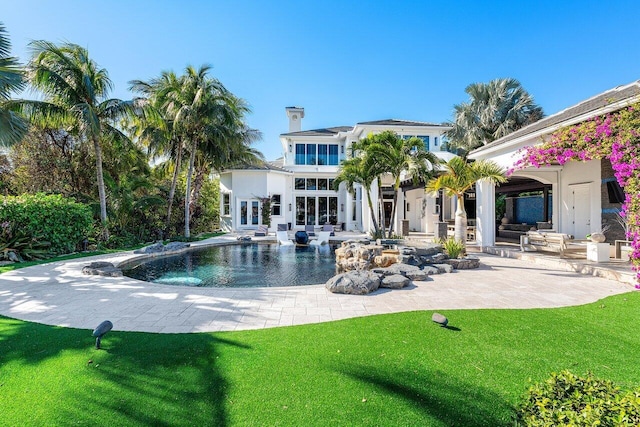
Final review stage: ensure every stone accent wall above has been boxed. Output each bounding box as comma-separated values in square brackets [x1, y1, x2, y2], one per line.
[601, 159, 627, 241]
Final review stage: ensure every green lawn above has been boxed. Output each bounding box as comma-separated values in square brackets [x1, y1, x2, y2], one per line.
[0, 292, 638, 426]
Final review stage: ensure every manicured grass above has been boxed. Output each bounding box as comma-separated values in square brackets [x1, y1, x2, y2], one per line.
[1, 292, 638, 426]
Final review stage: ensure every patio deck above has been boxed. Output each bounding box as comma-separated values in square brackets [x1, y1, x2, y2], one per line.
[0, 232, 634, 334]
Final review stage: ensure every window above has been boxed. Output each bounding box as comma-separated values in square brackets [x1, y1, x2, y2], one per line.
[294, 177, 339, 191]
[240, 201, 247, 225]
[318, 144, 328, 165]
[306, 178, 317, 190]
[306, 144, 317, 165]
[223, 194, 230, 215]
[434, 137, 439, 146]
[417, 135, 430, 150]
[293, 143, 339, 165]
[295, 144, 305, 164]
[271, 194, 281, 216]
[329, 145, 338, 164]
[296, 197, 306, 225]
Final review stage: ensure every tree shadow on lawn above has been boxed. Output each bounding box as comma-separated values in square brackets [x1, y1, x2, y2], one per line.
[0, 317, 250, 426]
[337, 363, 513, 426]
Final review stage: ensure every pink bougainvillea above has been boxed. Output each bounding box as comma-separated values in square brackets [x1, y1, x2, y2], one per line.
[511, 103, 640, 288]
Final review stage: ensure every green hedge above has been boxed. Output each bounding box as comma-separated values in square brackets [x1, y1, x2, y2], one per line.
[0, 194, 93, 255]
[516, 370, 640, 426]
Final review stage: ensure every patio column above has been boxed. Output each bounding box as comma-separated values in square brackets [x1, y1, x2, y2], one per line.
[476, 180, 496, 247]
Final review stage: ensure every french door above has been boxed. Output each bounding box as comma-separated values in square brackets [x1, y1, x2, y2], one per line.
[239, 199, 260, 226]
[295, 196, 338, 226]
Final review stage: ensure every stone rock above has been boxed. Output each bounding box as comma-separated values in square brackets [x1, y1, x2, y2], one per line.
[373, 263, 429, 281]
[432, 312, 448, 327]
[431, 253, 447, 262]
[412, 245, 442, 257]
[134, 242, 190, 254]
[401, 247, 416, 256]
[374, 254, 399, 268]
[399, 254, 422, 266]
[325, 270, 381, 295]
[381, 274, 410, 289]
[82, 262, 123, 277]
[164, 242, 191, 252]
[432, 263, 454, 274]
[336, 242, 384, 272]
[7, 251, 21, 262]
[421, 265, 441, 275]
[445, 256, 480, 270]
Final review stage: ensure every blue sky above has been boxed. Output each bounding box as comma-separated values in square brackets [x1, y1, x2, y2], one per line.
[3, 0, 640, 160]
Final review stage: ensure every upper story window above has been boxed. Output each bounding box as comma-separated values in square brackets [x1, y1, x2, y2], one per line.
[295, 143, 339, 165]
[402, 135, 430, 151]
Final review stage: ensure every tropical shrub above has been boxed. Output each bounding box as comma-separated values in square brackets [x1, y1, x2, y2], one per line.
[0, 193, 93, 254]
[511, 102, 640, 287]
[515, 370, 640, 426]
[439, 237, 465, 259]
[0, 221, 50, 261]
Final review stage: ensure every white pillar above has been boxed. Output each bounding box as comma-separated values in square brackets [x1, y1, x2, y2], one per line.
[476, 181, 496, 246]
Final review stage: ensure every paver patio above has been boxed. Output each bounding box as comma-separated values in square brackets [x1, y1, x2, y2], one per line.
[0, 236, 634, 333]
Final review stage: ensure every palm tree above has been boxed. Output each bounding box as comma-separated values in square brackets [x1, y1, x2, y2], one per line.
[130, 71, 184, 233]
[426, 157, 506, 249]
[366, 131, 439, 237]
[333, 155, 382, 235]
[0, 22, 27, 147]
[20, 41, 132, 234]
[447, 78, 543, 154]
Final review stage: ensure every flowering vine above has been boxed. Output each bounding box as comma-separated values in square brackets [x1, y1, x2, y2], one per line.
[510, 103, 640, 288]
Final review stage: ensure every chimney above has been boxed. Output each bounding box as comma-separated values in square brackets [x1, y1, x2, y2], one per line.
[285, 106, 305, 133]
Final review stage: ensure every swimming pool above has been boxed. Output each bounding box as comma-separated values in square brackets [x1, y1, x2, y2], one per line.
[122, 243, 338, 288]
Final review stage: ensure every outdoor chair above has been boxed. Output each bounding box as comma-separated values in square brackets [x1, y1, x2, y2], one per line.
[305, 225, 316, 237]
[322, 223, 335, 236]
[254, 225, 268, 236]
[277, 224, 287, 231]
[310, 231, 331, 246]
[276, 230, 294, 246]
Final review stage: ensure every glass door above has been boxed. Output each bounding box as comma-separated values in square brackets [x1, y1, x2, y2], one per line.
[239, 199, 260, 226]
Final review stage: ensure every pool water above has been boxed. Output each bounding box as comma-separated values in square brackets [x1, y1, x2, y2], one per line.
[122, 243, 338, 288]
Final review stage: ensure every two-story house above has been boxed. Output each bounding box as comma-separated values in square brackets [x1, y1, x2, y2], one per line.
[219, 107, 454, 234]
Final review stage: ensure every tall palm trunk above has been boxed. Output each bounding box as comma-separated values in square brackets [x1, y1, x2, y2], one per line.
[184, 139, 197, 238]
[166, 142, 182, 231]
[191, 162, 207, 212]
[364, 186, 380, 234]
[454, 194, 467, 250]
[92, 136, 109, 239]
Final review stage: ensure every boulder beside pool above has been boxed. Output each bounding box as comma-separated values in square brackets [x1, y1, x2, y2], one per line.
[82, 262, 122, 277]
[325, 270, 381, 295]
